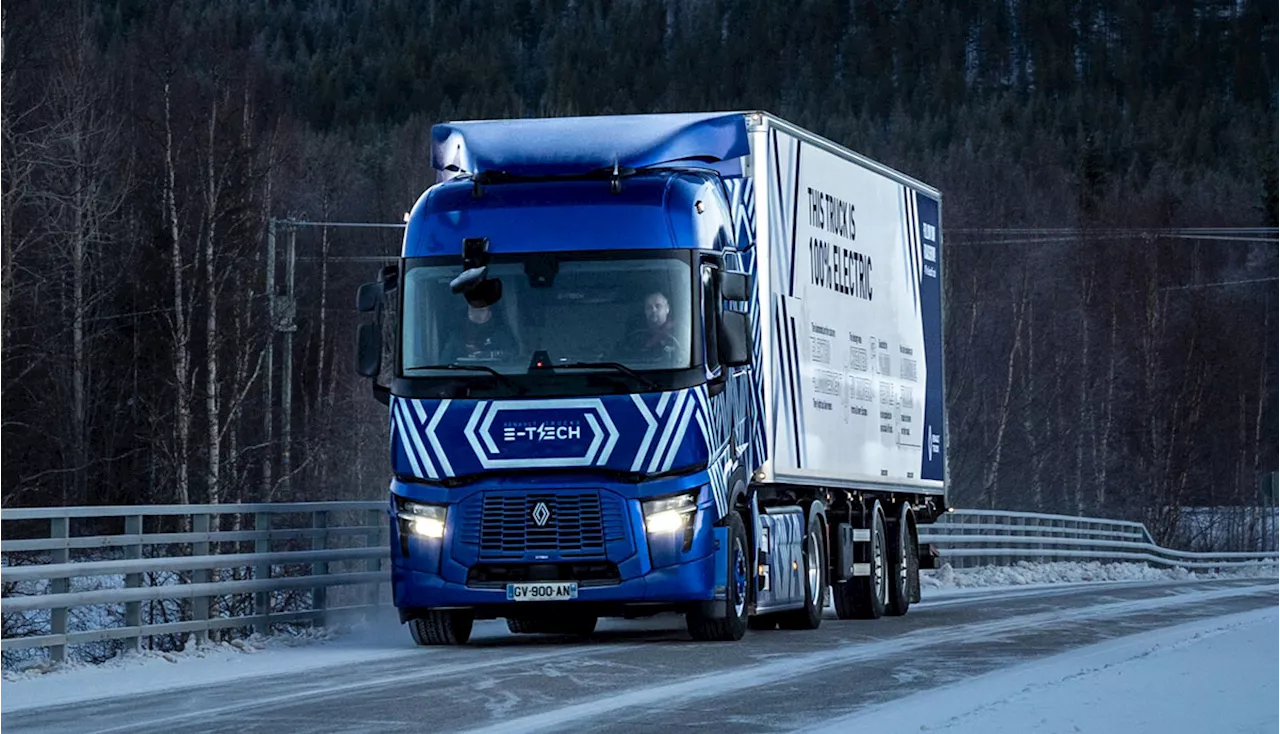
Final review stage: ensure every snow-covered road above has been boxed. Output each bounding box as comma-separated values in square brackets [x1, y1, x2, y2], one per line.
[811, 605, 1279, 734]
[2, 574, 1275, 733]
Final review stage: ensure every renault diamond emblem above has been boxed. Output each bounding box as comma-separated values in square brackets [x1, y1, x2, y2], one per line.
[531, 501, 551, 527]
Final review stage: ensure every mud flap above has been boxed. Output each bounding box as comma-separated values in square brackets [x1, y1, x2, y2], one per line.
[918, 542, 941, 570]
[832, 523, 855, 581]
[696, 526, 731, 619]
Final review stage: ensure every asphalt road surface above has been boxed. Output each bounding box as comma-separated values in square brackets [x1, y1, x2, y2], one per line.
[5, 577, 1276, 734]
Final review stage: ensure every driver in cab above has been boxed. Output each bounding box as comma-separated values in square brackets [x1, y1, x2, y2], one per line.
[443, 304, 517, 361]
[624, 291, 681, 363]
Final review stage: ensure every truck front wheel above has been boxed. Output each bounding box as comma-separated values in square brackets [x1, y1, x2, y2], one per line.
[408, 609, 474, 646]
[686, 512, 749, 642]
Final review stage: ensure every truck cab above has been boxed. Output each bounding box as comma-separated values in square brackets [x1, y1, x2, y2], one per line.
[357, 114, 762, 643]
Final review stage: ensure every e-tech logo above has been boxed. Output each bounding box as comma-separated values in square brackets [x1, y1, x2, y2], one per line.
[928, 426, 941, 461]
[502, 421, 583, 443]
[466, 399, 620, 469]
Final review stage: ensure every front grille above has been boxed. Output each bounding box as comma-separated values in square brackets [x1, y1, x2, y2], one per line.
[467, 562, 621, 588]
[479, 492, 606, 558]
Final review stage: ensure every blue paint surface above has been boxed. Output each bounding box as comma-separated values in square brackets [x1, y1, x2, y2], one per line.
[432, 112, 751, 178]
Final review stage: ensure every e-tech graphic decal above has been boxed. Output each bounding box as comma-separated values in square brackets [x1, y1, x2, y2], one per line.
[464, 399, 620, 469]
[723, 174, 769, 478]
[766, 131, 807, 471]
[391, 388, 744, 517]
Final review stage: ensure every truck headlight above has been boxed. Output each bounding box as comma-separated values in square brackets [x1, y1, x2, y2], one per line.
[398, 501, 446, 539]
[643, 493, 697, 534]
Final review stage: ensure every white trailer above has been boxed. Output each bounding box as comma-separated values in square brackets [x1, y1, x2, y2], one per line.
[741, 113, 947, 623]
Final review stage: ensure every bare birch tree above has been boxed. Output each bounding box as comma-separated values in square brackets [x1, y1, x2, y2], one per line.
[41, 17, 126, 504]
[162, 78, 193, 506]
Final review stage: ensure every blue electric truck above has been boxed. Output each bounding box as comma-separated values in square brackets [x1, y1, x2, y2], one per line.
[355, 112, 947, 644]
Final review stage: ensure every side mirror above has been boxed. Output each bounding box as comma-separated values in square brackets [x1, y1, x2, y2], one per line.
[718, 310, 751, 367]
[356, 282, 382, 313]
[718, 271, 749, 301]
[356, 322, 381, 377]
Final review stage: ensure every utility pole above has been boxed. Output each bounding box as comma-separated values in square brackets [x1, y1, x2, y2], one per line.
[261, 218, 400, 500]
[281, 225, 297, 496]
[262, 219, 275, 498]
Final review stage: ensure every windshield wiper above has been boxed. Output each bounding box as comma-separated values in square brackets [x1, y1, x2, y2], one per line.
[547, 362, 660, 391]
[404, 364, 527, 394]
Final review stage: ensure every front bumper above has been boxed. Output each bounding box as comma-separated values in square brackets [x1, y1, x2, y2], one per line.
[389, 477, 720, 613]
[392, 552, 717, 610]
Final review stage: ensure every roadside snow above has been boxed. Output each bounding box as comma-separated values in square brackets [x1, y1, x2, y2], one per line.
[808, 605, 1280, 734]
[923, 559, 1278, 589]
[0, 607, 417, 712]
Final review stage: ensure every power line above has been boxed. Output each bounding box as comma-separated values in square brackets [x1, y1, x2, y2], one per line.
[1159, 276, 1279, 292]
[948, 234, 1278, 247]
[946, 227, 1279, 235]
[296, 256, 398, 263]
[279, 220, 407, 229]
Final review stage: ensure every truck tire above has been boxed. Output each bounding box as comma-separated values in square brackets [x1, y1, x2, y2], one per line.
[886, 506, 916, 617]
[408, 609, 474, 646]
[506, 615, 599, 636]
[777, 518, 825, 630]
[832, 501, 887, 620]
[686, 512, 749, 642]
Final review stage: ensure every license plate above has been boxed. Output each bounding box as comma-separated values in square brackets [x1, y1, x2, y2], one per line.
[506, 582, 579, 601]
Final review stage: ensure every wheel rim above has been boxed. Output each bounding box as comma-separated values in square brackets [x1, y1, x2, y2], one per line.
[806, 531, 821, 600]
[874, 522, 887, 605]
[733, 538, 748, 618]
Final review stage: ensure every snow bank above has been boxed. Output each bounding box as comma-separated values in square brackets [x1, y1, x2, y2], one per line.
[0, 607, 415, 712]
[2, 625, 342, 682]
[923, 559, 1278, 589]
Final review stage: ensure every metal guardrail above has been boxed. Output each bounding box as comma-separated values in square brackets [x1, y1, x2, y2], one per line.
[2, 504, 1275, 662]
[921, 509, 1279, 570]
[1, 502, 387, 662]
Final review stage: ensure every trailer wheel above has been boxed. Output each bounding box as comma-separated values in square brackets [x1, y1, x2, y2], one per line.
[408, 609, 474, 646]
[686, 512, 749, 641]
[778, 517, 826, 630]
[887, 506, 916, 617]
[832, 501, 887, 620]
[506, 615, 598, 636]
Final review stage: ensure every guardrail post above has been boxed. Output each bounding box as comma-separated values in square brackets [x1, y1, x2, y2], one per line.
[1005, 516, 1021, 567]
[1028, 516, 1041, 563]
[254, 512, 271, 636]
[365, 509, 382, 608]
[311, 511, 328, 625]
[972, 513, 986, 568]
[124, 515, 143, 652]
[1059, 517, 1073, 563]
[954, 512, 969, 569]
[49, 516, 69, 663]
[192, 513, 210, 646]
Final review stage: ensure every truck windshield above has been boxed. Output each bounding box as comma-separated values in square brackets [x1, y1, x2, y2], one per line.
[401, 253, 694, 378]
